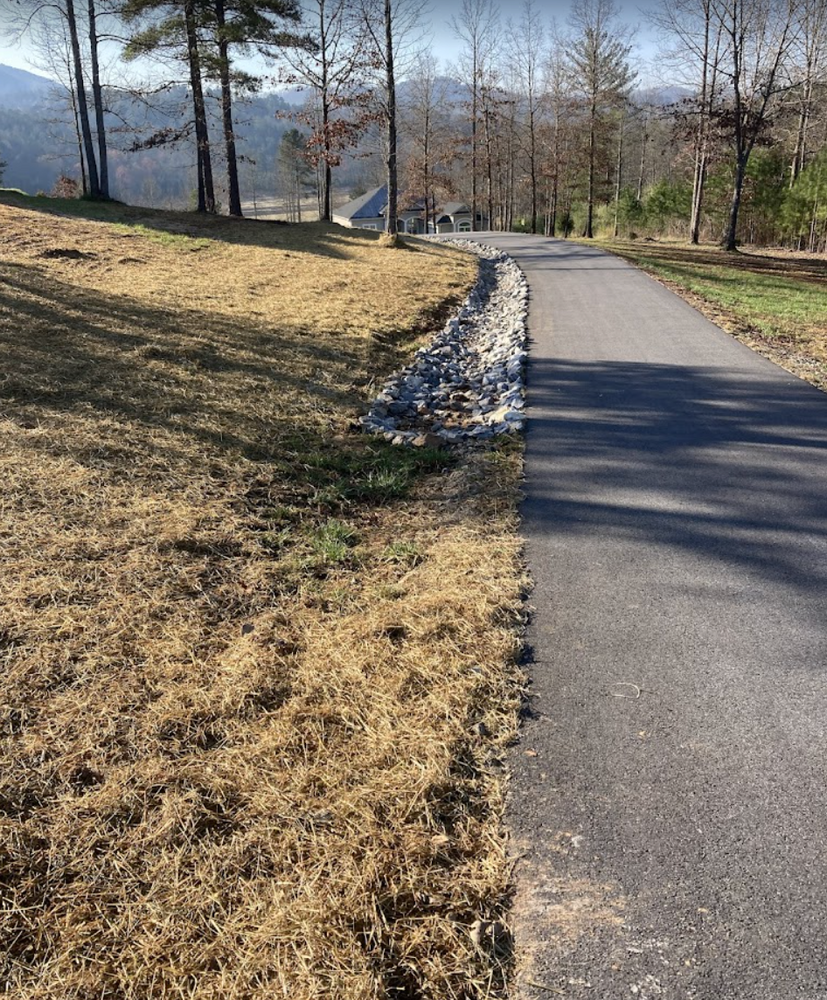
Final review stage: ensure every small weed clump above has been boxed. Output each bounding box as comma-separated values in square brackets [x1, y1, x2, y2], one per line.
[382, 540, 424, 567]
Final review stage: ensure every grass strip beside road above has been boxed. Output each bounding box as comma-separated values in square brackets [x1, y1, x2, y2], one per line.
[0, 194, 525, 999]
[599, 239, 827, 391]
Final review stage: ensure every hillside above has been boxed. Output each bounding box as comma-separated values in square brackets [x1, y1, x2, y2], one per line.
[0, 63, 54, 107]
[0, 193, 524, 999]
[0, 69, 306, 206]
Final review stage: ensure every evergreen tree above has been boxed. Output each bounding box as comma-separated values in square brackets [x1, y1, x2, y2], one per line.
[567, 0, 635, 238]
[202, 0, 308, 217]
[278, 127, 313, 220]
[783, 147, 827, 250]
[122, 0, 217, 212]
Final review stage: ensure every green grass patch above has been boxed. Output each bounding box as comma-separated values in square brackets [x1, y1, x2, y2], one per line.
[112, 221, 213, 251]
[309, 519, 359, 564]
[294, 440, 451, 509]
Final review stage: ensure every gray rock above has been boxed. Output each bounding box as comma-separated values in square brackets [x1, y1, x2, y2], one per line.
[360, 238, 528, 446]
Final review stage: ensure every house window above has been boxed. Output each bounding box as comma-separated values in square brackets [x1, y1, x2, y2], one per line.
[361, 223, 379, 230]
[457, 221, 472, 232]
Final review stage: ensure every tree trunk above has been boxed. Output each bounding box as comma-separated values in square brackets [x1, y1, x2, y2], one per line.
[585, 102, 596, 238]
[550, 114, 560, 237]
[319, 0, 332, 222]
[65, 0, 100, 198]
[689, 8, 712, 243]
[550, 177, 558, 237]
[69, 79, 88, 195]
[197, 143, 205, 212]
[384, 0, 398, 238]
[423, 109, 430, 234]
[320, 93, 332, 221]
[637, 113, 647, 202]
[529, 105, 537, 233]
[87, 0, 108, 198]
[184, 0, 215, 213]
[322, 158, 332, 221]
[482, 97, 493, 229]
[215, 0, 242, 216]
[690, 150, 708, 245]
[791, 74, 813, 186]
[613, 109, 624, 238]
[471, 47, 478, 231]
[723, 154, 747, 251]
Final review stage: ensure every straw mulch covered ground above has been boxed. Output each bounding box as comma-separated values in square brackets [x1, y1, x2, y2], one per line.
[0, 194, 525, 999]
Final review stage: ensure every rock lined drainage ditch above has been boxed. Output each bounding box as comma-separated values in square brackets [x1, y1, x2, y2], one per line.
[360, 239, 528, 446]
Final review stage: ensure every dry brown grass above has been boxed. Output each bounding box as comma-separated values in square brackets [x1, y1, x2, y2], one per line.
[0, 195, 525, 999]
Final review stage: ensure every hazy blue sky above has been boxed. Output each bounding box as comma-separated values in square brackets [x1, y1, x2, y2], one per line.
[0, 0, 663, 84]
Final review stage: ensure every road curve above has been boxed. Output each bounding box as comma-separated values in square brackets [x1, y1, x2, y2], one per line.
[464, 235, 827, 999]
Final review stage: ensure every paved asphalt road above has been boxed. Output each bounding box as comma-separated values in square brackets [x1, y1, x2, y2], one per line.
[467, 235, 827, 999]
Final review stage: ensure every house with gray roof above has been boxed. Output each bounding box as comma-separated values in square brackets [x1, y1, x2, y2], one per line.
[331, 186, 389, 230]
[433, 202, 488, 233]
[332, 185, 488, 234]
[332, 185, 426, 233]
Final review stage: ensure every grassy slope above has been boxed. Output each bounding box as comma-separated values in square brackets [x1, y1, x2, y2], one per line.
[598, 238, 827, 390]
[0, 194, 525, 999]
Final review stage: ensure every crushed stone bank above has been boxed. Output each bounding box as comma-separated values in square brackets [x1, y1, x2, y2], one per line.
[360, 240, 528, 446]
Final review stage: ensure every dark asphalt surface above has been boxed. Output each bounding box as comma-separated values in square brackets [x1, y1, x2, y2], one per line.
[467, 235, 827, 999]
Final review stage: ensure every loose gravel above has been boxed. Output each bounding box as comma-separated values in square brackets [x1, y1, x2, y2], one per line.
[360, 240, 529, 446]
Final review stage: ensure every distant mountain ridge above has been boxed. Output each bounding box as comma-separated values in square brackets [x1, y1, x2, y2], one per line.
[0, 60, 694, 209]
[0, 64, 55, 109]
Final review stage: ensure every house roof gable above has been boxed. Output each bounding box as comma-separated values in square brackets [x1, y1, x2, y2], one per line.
[399, 195, 427, 213]
[334, 185, 388, 220]
[441, 202, 471, 216]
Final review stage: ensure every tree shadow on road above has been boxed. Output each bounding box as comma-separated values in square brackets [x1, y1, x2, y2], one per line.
[523, 357, 827, 624]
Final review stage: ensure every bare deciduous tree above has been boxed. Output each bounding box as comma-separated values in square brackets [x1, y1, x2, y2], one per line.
[450, 0, 498, 230]
[652, 0, 725, 242]
[3, 0, 109, 196]
[789, 0, 827, 184]
[541, 24, 576, 237]
[280, 0, 367, 221]
[509, 0, 544, 232]
[714, 0, 798, 249]
[400, 50, 452, 232]
[351, 0, 427, 240]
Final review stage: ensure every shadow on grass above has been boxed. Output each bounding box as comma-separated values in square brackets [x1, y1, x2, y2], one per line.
[0, 190, 459, 264]
[608, 239, 827, 285]
[1, 260, 435, 486]
[0, 258, 457, 540]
